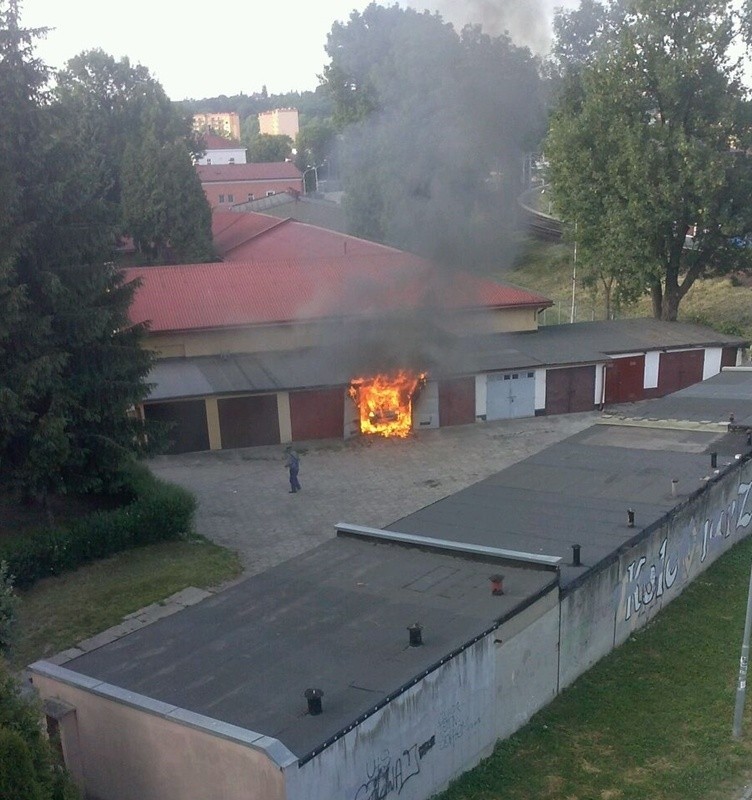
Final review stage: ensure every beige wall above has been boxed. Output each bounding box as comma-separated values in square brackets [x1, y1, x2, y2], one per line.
[32, 672, 288, 800]
[193, 112, 241, 140]
[146, 309, 539, 359]
[258, 108, 299, 139]
[145, 322, 325, 358]
[441, 307, 540, 335]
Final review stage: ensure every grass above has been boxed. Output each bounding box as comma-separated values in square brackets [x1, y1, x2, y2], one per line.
[10, 536, 242, 670]
[506, 238, 752, 339]
[438, 533, 752, 800]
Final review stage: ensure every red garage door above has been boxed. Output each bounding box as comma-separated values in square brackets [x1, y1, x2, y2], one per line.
[546, 366, 596, 414]
[657, 350, 704, 395]
[605, 355, 645, 404]
[218, 395, 280, 449]
[290, 388, 345, 441]
[143, 400, 210, 454]
[722, 347, 739, 368]
[438, 378, 475, 427]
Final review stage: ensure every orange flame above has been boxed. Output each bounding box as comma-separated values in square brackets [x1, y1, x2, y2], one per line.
[349, 370, 427, 438]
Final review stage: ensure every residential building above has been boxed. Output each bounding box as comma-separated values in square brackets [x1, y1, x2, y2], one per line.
[195, 163, 304, 208]
[258, 107, 299, 140]
[195, 132, 247, 166]
[192, 111, 241, 141]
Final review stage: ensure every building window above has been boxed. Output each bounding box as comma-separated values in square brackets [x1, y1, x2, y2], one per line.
[229, 158, 235, 164]
[218, 194, 225, 203]
[206, 158, 212, 165]
[248, 193, 254, 201]
[266, 191, 275, 197]
[228, 194, 234, 203]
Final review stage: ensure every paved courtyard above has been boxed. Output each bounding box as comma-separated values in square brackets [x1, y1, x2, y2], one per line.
[148, 412, 600, 576]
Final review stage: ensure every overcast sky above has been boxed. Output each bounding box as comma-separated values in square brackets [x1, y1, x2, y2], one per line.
[20, 0, 578, 101]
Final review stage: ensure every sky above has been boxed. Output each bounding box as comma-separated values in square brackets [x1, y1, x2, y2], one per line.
[20, 0, 578, 101]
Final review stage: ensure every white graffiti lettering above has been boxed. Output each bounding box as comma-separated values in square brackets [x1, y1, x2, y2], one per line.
[624, 538, 678, 621]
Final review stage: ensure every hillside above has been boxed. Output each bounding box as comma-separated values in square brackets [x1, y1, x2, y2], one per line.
[503, 238, 752, 340]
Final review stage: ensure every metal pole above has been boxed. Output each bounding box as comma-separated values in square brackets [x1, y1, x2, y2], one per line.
[732, 562, 752, 738]
[570, 222, 577, 324]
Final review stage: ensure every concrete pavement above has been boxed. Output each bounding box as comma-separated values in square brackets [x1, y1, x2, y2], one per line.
[148, 412, 599, 576]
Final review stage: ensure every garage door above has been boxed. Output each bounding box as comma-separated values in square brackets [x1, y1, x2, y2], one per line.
[605, 355, 645, 404]
[438, 378, 475, 427]
[657, 350, 704, 395]
[546, 366, 596, 414]
[143, 400, 210, 454]
[217, 395, 280, 449]
[290, 388, 345, 441]
[486, 371, 536, 420]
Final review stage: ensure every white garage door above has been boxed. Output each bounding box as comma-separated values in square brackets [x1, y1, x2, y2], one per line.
[486, 370, 536, 420]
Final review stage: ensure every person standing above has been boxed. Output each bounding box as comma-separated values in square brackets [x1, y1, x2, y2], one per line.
[285, 446, 301, 493]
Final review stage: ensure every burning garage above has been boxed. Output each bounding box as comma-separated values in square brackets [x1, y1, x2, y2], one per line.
[126, 212, 747, 453]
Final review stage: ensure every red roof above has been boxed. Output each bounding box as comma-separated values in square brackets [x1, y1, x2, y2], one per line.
[196, 162, 302, 183]
[200, 132, 243, 150]
[125, 261, 551, 334]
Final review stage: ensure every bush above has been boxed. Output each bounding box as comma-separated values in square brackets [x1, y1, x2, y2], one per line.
[0, 465, 196, 589]
[0, 562, 18, 653]
[0, 660, 80, 799]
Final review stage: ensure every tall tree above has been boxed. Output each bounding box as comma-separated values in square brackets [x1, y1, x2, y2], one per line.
[321, 3, 544, 268]
[0, 2, 156, 503]
[546, 0, 752, 321]
[247, 133, 293, 162]
[54, 49, 213, 265]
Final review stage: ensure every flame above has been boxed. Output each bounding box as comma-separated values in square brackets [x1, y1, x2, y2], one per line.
[349, 370, 427, 438]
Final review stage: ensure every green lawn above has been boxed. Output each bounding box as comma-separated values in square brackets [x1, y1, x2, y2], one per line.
[506, 238, 752, 339]
[10, 536, 242, 670]
[438, 534, 752, 800]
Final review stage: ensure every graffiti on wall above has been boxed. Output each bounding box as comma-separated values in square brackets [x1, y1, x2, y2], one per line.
[352, 699, 485, 799]
[621, 478, 752, 622]
[353, 737, 435, 800]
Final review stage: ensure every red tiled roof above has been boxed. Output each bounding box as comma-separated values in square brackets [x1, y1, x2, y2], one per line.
[200, 132, 243, 150]
[211, 211, 287, 254]
[196, 162, 302, 183]
[124, 257, 552, 333]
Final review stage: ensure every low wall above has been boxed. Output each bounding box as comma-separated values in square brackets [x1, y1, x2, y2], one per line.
[30, 664, 292, 800]
[286, 588, 559, 800]
[560, 455, 752, 688]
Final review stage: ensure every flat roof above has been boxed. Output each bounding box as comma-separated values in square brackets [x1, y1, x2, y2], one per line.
[61, 537, 556, 758]
[607, 368, 752, 428]
[146, 320, 747, 400]
[387, 423, 751, 587]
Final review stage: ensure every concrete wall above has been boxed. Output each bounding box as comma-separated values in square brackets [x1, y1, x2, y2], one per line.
[441, 307, 539, 335]
[285, 589, 558, 800]
[559, 456, 752, 688]
[31, 665, 291, 800]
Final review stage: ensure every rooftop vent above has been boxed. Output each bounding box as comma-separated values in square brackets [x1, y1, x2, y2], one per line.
[407, 623, 423, 647]
[304, 688, 324, 715]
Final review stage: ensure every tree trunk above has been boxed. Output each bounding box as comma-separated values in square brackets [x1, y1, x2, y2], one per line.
[661, 285, 680, 321]
[650, 281, 663, 319]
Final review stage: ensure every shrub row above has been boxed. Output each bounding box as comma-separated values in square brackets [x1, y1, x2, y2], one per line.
[0, 465, 196, 589]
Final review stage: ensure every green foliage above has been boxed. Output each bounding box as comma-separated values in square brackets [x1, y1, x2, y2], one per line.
[0, 561, 17, 654]
[546, 0, 752, 321]
[321, 3, 544, 267]
[0, 660, 80, 799]
[294, 119, 337, 177]
[0, 464, 196, 589]
[246, 133, 293, 163]
[0, 6, 163, 502]
[54, 49, 213, 265]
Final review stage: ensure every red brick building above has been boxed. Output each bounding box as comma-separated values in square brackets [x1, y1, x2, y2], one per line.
[196, 163, 303, 208]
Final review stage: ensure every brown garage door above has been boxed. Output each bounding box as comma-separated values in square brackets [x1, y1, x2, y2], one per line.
[657, 350, 704, 395]
[439, 378, 476, 426]
[546, 366, 596, 414]
[605, 355, 645, 404]
[290, 388, 345, 441]
[722, 347, 739, 368]
[143, 400, 210, 454]
[218, 395, 280, 449]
